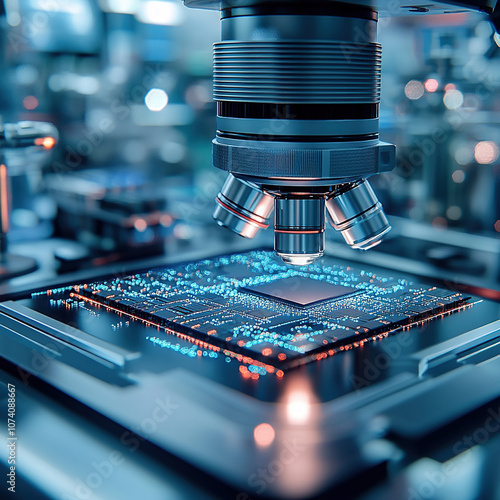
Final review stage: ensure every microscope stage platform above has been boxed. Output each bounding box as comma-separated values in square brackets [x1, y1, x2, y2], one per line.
[1, 249, 499, 499]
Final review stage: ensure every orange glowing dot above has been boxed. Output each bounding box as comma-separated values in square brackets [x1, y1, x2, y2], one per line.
[432, 216, 448, 228]
[278, 353, 287, 361]
[160, 214, 173, 227]
[276, 370, 284, 379]
[262, 347, 272, 356]
[444, 83, 456, 91]
[34, 136, 55, 149]
[134, 218, 147, 232]
[251, 373, 259, 380]
[23, 95, 38, 110]
[494, 220, 500, 232]
[424, 78, 439, 92]
[207, 329, 217, 336]
[254, 423, 275, 447]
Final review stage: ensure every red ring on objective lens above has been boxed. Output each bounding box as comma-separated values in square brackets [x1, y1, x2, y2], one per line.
[216, 197, 269, 229]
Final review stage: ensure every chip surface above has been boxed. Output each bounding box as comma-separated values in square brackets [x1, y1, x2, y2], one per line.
[241, 276, 356, 306]
[31, 249, 471, 370]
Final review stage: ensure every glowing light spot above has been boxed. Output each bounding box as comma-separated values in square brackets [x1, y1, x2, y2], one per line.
[77, 76, 99, 95]
[160, 141, 186, 164]
[444, 83, 456, 91]
[137, 1, 185, 26]
[446, 206, 462, 220]
[134, 218, 147, 232]
[23, 95, 38, 110]
[262, 347, 272, 356]
[104, 0, 137, 14]
[455, 145, 473, 166]
[443, 89, 464, 110]
[173, 224, 193, 240]
[286, 390, 311, 425]
[160, 214, 173, 227]
[145, 88, 168, 111]
[34, 137, 56, 149]
[254, 423, 275, 447]
[474, 141, 499, 164]
[432, 217, 448, 228]
[494, 220, 500, 232]
[452, 170, 465, 183]
[424, 78, 439, 93]
[404, 80, 424, 100]
[239, 365, 251, 379]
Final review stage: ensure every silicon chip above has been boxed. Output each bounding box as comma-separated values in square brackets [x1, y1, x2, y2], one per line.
[65, 249, 472, 369]
[240, 276, 357, 307]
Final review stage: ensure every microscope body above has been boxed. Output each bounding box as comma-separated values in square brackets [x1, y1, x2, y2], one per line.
[184, 0, 498, 265]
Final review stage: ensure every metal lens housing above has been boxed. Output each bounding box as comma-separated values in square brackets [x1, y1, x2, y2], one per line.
[274, 196, 325, 265]
[326, 179, 391, 250]
[185, 1, 396, 264]
[213, 174, 274, 239]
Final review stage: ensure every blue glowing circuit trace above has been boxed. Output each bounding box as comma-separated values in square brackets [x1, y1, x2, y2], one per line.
[67, 250, 471, 369]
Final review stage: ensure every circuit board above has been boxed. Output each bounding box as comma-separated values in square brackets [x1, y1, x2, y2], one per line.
[55, 249, 472, 372]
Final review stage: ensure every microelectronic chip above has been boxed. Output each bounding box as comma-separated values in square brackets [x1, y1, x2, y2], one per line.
[240, 276, 357, 307]
[37, 249, 471, 369]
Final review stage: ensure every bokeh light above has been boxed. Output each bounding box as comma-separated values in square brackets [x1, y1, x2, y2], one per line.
[34, 137, 56, 149]
[443, 89, 463, 110]
[432, 217, 448, 228]
[452, 169, 466, 183]
[23, 95, 38, 110]
[145, 88, 169, 111]
[254, 423, 275, 447]
[405, 80, 424, 100]
[446, 206, 462, 220]
[134, 218, 147, 232]
[474, 141, 499, 164]
[424, 78, 439, 92]
[454, 145, 474, 166]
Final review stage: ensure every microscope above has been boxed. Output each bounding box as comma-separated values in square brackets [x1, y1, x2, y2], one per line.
[183, 0, 499, 265]
[1, 5, 500, 499]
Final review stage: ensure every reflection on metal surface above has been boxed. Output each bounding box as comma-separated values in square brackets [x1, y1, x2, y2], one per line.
[326, 179, 391, 251]
[281, 374, 318, 426]
[276, 374, 323, 498]
[213, 174, 274, 239]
